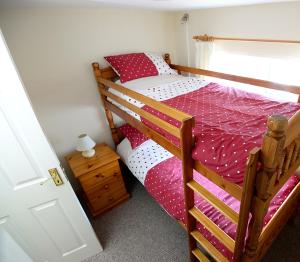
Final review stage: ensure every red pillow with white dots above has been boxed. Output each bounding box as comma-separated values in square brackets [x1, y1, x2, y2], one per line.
[119, 124, 148, 149]
[105, 53, 159, 83]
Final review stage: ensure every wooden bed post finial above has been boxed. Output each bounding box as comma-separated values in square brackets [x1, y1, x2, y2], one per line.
[243, 114, 287, 261]
[92, 62, 102, 79]
[259, 115, 288, 197]
[164, 53, 171, 65]
[266, 115, 288, 138]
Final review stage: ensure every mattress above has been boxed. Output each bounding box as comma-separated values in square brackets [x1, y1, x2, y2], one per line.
[117, 137, 299, 261]
[113, 75, 300, 260]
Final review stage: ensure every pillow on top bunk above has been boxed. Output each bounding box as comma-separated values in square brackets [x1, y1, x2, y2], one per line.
[104, 52, 177, 83]
[145, 52, 177, 76]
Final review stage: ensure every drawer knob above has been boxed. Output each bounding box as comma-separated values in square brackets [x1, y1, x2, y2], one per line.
[104, 184, 109, 189]
[113, 172, 118, 177]
[95, 174, 102, 178]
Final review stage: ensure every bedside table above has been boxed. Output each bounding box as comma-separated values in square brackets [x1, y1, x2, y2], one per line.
[65, 143, 129, 217]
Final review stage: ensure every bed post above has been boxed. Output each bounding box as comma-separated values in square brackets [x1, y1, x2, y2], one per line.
[164, 53, 171, 65]
[243, 115, 288, 262]
[180, 117, 197, 262]
[165, 53, 182, 75]
[92, 62, 121, 145]
[233, 147, 260, 262]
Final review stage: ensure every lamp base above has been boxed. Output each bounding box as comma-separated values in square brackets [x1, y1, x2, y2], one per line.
[82, 149, 95, 158]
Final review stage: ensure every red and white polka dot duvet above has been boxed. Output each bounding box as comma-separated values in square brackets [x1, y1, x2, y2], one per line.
[116, 76, 300, 260]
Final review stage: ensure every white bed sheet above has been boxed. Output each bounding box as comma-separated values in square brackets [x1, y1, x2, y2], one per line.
[115, 75, 186, 90]
[117, 138, 172, 185]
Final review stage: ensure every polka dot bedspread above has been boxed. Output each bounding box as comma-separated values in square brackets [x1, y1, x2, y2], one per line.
[115, 77, 300, 261]
[120, 82, 300, 185]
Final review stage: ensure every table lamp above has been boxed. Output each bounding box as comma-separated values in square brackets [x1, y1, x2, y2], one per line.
[76, 134, 96, 158]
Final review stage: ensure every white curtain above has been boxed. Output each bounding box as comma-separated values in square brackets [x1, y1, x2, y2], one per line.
[195, 41, 214, 69]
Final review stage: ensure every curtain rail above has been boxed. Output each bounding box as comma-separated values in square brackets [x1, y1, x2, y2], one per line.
[193, 34, 300, 44]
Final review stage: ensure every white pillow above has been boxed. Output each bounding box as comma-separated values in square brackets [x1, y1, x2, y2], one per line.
[145, 52, 178, 75]
[116, 138, 133, 163]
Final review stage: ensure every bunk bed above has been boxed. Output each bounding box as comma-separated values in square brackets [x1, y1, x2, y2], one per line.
[92, 53, 300, 262]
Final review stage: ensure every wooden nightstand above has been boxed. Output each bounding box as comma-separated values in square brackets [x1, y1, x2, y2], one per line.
[65, 143, 129, 217]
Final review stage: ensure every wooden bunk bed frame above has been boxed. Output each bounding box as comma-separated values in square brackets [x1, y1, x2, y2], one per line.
[92, 54, 300, 262]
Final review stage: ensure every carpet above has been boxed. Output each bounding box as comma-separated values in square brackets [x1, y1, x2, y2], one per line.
[88, 180, 300, 262]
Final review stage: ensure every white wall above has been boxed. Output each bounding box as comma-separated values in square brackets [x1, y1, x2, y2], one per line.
[0, 8, 176, 185]
[175, 2, 300, 66]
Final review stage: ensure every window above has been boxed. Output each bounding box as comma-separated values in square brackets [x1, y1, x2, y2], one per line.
[206, 42, 300, 102]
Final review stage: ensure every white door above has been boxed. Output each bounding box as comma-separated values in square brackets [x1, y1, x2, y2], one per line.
[0, 31, 102, 262]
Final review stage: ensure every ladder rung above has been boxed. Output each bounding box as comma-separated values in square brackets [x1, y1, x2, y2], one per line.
[192, 248, 210, 262]
[189, 207, 235, 253]
[187, 180, 239, 224]
[191, 230, 230, 262]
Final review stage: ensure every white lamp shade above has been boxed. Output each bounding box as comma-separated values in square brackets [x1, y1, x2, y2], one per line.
[76, 134, 96, 152]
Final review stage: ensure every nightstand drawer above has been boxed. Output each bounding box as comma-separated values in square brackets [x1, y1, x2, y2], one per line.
[85, 176, 125, 199]
[79, 161, 121, 191]
[89, 184, 127, 212]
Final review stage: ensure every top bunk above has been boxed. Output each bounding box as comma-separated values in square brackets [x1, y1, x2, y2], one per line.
[92, 53, 300, 201]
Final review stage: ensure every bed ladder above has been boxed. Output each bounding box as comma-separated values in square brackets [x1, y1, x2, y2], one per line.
[184, 178, 236, 262]
[182, 114, 291, 262]
[181, 116, 260, 262]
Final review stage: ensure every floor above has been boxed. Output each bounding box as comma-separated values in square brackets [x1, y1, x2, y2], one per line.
[87, 178, 300, 262]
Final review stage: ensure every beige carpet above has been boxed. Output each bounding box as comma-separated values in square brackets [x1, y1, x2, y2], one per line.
[87, 180, 300, 262]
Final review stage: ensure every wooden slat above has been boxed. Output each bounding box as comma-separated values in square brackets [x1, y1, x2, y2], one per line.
[233, 148, 260, 262]
[194, 160, 242, 201]
[271, 158, 300, 199]
[97, 77, 193, 122]
[277, 151, 286, 181]
[100, 88, 181, 138]
[257, 182, 300, 260]
[189, 207, 235, 253]
[191, 230, 229, 262]
[290, 139, 300, 165]
[170, 64, 300, 96]
[284, 110, 300, 147]
[104, 100, 182, 158]
[187, 180, 239, 224]
[283, 143, 296, 174]
[192, 248, 210, 262]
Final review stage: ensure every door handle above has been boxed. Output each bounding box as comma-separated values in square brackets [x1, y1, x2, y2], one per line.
[40, 168, 64, 186]
[48, 168, 64, 186]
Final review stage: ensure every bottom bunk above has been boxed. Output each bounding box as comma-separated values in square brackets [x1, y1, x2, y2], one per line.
[117, 137, 300, 261]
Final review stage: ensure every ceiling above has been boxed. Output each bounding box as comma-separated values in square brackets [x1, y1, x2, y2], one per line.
[0, 0, 298, 10]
